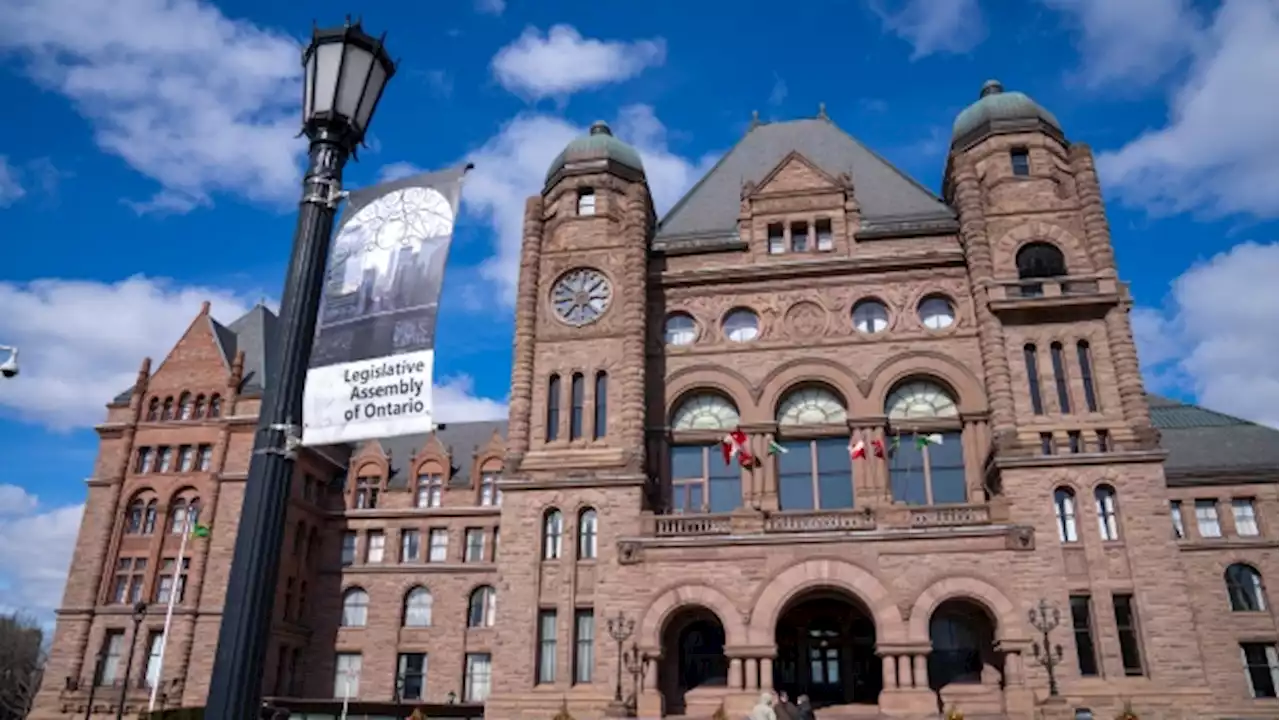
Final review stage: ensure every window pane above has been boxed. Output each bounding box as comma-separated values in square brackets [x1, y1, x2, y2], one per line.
[465, 653, 492, 702]
[1233, 499, 1260, 536]
[574, 610, 595, 684]
[814, 437, 854, 509]
[777, 440, 815, 510]
[928, 432, 966, 503]
[707, 454, 740, 514]
[1069, 596, 1098, 676]
[537, 610, 557, 684]
[670, 445, 704, 480]
[889, 438, 927, 504]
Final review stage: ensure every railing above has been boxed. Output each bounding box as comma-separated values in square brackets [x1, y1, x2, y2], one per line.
[910, 504, 991, 528]
[989, 276, 1117, 302]
[654, 513, 732, 536]
[765, 508, 875, 533]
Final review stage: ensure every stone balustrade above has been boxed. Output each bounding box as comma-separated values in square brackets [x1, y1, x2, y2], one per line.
[642, 502, 1001, 538]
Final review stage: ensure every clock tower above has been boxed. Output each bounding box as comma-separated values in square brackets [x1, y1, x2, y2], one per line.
[485, 121, 656, 714]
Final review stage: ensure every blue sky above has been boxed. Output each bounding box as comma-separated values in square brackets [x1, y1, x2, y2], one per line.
[0, 0, 1275, 617]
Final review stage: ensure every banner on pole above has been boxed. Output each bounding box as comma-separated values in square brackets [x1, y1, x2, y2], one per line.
[302, 164, 471, 447]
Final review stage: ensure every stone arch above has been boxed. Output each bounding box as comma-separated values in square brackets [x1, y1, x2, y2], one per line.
[757, 358, 862, 418]
[748, 558, 904, 644]
[663, 364, 756, 421]
[639, 582, 747, 650]
[863, 351, 987, 417]
[993, 220, 1091, 278]
[906, 575, 1024, 643]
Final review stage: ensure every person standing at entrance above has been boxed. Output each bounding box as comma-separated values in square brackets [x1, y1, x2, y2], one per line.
[795, 695, 816, 720]
[775, 691, 800, 720]
[749, 692, 778, 720]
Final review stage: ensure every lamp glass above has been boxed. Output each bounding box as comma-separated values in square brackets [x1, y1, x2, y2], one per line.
[355, 60, 388, 131]
[308, 41, 343, 120]
[335, 42, 374, 122]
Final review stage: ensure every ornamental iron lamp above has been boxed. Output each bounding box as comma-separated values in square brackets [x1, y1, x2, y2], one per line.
[114, 601, 148, 720]
[1028, 598, 1065, 697]
[203, 18, 396, 720]
[606, 612, 636, 708]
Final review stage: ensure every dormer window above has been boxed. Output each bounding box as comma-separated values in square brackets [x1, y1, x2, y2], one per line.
[576, 188, 596, 216]
[355, 476, 380, 509]
[767, 223, 785, 255]
[1010, 148, 1030, 176]
[790, 221, 809, 252]
[815, 218, 833, 251]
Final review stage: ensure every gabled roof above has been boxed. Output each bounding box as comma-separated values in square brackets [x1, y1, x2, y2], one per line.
[225, 304, 278, 394]
[655, 117, 958, 243]
[1149, 394, 1278, 477]
[375, 421, 509, 489]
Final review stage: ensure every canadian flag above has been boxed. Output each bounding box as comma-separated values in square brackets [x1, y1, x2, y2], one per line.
[849, 437, 866, 459]
[872, 438, 886, 458]
[721, 429, 756, 467]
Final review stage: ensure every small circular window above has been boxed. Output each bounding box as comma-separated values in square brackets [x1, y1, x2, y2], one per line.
[723, 308, 760, 342]
[664, 313, 697, 346]
[918, 295, 956, 330]
[851, 300, 889, 334]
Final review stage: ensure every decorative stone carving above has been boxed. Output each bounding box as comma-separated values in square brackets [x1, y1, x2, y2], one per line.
[784, 300, 828, 338]
[1006, 526, 1035, 551]
[898, 602, 913, 622]
[617, 540, 643, 565]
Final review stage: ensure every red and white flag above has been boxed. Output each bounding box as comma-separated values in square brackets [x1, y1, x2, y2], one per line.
[849, 437, 866, 459]
[721, 429, 757, 467]
[872, 438, 886, 458]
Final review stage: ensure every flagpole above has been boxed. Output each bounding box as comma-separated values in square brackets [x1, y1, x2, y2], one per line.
[148, 515, 192, 712]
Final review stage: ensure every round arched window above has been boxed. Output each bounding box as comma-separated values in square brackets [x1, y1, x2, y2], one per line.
[671, 394, 741, 431]
[664, 313, 697, 346]
[777, 387, 848, 425]
[885, 381, 959, 420]
[722, 309, 760, 343]
[851, 300, 889, 334]
[918, 296, 956, 330]
[1016, 242, 1067, 279]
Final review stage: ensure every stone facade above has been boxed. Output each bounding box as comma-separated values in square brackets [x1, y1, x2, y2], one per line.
[32, 86, 1279, 720]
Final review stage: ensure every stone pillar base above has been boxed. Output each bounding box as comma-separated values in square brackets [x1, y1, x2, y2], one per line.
[636, 691, 663, 719]
[604, 698, 631, 717]
[878, 688, 937, 717]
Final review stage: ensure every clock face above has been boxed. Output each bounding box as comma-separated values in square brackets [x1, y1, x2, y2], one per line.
[552, 268, 613, 326]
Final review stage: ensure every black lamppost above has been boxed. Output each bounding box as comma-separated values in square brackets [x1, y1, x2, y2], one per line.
[606, 612, 636, 708]
[622, 643, 644, 715]
[1029, 598, 1065, 697]
[115, 601, 148, 720]
[204, 19, 396, 720]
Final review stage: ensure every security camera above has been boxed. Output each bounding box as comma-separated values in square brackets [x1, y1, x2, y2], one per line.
[0, 347, 17, 378]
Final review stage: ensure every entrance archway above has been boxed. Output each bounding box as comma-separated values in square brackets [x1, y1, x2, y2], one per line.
[660, 606, 728, 714]
[927, 598, 1001, 690]
[774, 589, 881, 708]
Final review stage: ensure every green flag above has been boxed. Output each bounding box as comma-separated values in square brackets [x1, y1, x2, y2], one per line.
[767, 440, 788, 455]
[915, 433, 943, 449]
[191, 524, 211, 538]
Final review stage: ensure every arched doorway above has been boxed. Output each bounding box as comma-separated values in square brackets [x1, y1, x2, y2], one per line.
[927, 598, 1001, 691]
[774, 589, 881, 708]
[660, 606, 728, 714]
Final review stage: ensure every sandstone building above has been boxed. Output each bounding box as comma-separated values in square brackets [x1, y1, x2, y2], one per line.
[34, 81, 1279, 719]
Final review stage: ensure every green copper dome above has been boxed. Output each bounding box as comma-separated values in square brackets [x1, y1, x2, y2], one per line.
[952, 80, 1061, 143]
[545, 120, 645, 183]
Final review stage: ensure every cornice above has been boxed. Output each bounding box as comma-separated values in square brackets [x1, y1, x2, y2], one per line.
[326, 506, 501, 520]
[498, 474, 647, 491]
[655, 250, 967, 288]
[992, 449, 1168, 471]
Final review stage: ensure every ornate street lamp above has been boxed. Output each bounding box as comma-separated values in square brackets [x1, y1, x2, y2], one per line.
[622, 642, 644, 714]
[204, 18, 396, 720]
[1029, 598, 1065, 697]
[606, 612, 636, 712]
[114, 601, 148, 720]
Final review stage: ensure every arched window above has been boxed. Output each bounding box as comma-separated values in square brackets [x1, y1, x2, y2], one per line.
[570, 373, 585, 440]
[593, 371, 608, 439]
[468, 586, 497, 628]
[546, 375, 561, 442]
[1024, 344, 1044, 415]
[146, 398, 160, 422]
[775, 386, 853, 511]
[208, 394, 222, 418]
[169, 500, 189, 534]
[1226, 564, 1268, 612]
[928, 599, 996, 688]
[126, 500, 145, 534]
[143, 500, 158, 535]
[1054, 487, 1078, 543]
[542, 509, 563, 560]
[578, 508, 598, 560]
[1050, 342, 1071, 413]
[1094, 485, 1119, 541]
[193, 394, 206, 419]
[885, 380, 964, 506]
[178, 392, 193, 420]
[404, 586, 434, 627]
[1076, 341, 1098, 412]
[341, 588, 369, 627]
[1016, 242, 1067, 279]
[161, 397, 175, 421]
[670, 393, 740, 431]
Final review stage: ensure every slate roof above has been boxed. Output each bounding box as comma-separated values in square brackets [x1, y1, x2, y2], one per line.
[655, 117, 958, 243]
[1148, 394, 1278, 478]
[375, 421, 509, 489]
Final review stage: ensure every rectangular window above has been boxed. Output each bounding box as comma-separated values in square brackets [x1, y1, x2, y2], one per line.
[158, 446, 173, 472]
[1068, 595, 1098, 677]
[776, 438, 854, 510]
[1241, 643, 1279, 699]
[1111, 593, 1144, 675]
[333, 653, 362, 698]
[114, 557, 147, 605]
[888, 431, 965, 505]
[1010, 148, 1030, 176]
[354, 476, 379, 509]
[1050, 343, 1071, 413]
[574, 609, 595, 684]
[155, 557, 189, 604]
[815, 218, 833, 251]
[767, 223, 785, 255]
[1023, 345, 1044, 415]
[1067, 431, 1081, 454]
[178, 445, 194, 472]
[98, 630, 125, 685]
[1039, 433, 1054, 455]
[1094, 430, 1110, 452]
[576, 188, 596, 216]
[1169, 500, 1185, 539]
[341, 532, 357, 566]
[670, 445, 742, 514]
[136, 447, 154, 474]
[1195, 499, 1222, 538]
[197, 444, 213, 471]
[366, 531, 385, 563]
[465, 528, 486, 562]
[570, 373, 585, 440]
[1232, 498, 1260, 536]
[288, 648, 302, 696]
[400, 529, 421, 563]
[465, 653, 492, 702]
[536, 610, 557, 684]
[480, 472, 502, 507]
[790, 221, 809, 252]
[428, 528, 448, 562]
[1076, 341, 1099, 412]
[397, 652, 427, 701]
[143, 631, 164, 688]
[283, 577, 295, 620]
[416, 473, 442, 508]
[547, 375, 561, 442]
[593, 372, 608, 440]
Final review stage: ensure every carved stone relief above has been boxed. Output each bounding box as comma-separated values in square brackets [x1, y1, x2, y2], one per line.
[784, 300, 828, 339]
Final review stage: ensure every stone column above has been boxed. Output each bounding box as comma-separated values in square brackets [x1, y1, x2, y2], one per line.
[760, 432, 779, 511]
[744, 658, 758, 690]
[644, 658, 658, 690]
[881, 654, 898, 689]
[759, 658, 773, 690]
[1003, 650, 1024, 685]
[505, 196, 544, 464]
[912, 655, 929, 690]
[618, 183, 652, 455]
[729, 658, 742, 689]
[897, 656, 913, 688]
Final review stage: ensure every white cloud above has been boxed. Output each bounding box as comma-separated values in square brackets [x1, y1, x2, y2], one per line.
[0, 485, 38, 516]
[491, 25, 666, 101]
[1056, 0, 1279, 218]
[460, 105, 719, 303]
[0, 0, 304, 211]
[435, 375, 508, 422]
[475, 0, 505, 15]
[377, 162, 425, 184]
[0, 489, 82, 617]
[1132, 240, 1279, 428]
[0, 156, 26, 207]
[870, 0, 987, 60]
[768, 75, 788, 107]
